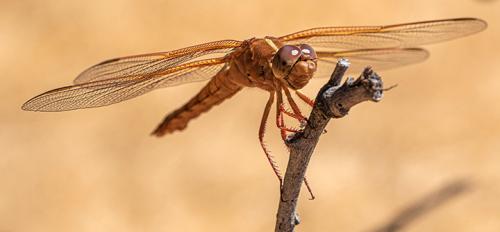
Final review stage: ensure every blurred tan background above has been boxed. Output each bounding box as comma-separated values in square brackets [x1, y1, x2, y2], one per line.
[1, 0, 499, 231]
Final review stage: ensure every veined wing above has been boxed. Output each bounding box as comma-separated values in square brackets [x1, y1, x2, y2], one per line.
[314, 48, 429, 78]
[280, 18, 486, 50]
[74, 40, 241, 84]
[22, 58, 227, 112]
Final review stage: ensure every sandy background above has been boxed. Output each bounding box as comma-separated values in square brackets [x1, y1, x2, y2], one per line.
[1, 0, 499, 231]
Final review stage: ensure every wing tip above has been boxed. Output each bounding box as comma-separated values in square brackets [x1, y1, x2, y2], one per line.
[20, 102, 32, 111]
[474, 18, 488, 32]
[406, 47, 430, 58]
[21, 88, 78, 112]
[21, 98, 47, 112]
[21, 96, 39, 112]
[453, 17, 487, 26]
[455, 17, 488, 33]
[435, 17, 488, 35]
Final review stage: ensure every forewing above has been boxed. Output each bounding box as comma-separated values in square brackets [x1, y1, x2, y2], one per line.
[74, 40, 241, 84]
[314, 48, 430, 78]
[280, 18, 486, 50]
[22, 59, 227, 112]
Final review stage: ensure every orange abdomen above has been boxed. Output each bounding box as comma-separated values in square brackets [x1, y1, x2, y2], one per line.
[151, 69, 242, 136]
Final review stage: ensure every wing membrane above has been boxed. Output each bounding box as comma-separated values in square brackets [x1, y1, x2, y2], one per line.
[22, 58, 227, 112]
[280, 18, 486, 50]
[74, 40, 241, 84]
[314, 48, 429, 78]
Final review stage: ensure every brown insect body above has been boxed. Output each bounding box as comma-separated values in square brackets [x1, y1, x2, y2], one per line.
[22, 18, 487, 193]
[153, 37, 317, 136]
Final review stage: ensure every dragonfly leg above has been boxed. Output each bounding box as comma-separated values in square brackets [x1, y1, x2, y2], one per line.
[295, 90, 315, 107]
[282, 87, 308, 128]
[279, 103, 306, 123]
[259, 91, 283, 186]
[294, 89, 327, 134]
[280, 87, 316, 200]
[276, 90, 300, 141]
[304, 176, 316, 200]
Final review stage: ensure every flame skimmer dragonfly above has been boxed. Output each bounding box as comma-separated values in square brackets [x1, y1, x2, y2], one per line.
[22, 18, 486, 193]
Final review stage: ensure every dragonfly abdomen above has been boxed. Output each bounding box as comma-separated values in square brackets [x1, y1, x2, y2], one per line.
[151, 69, 242, 136]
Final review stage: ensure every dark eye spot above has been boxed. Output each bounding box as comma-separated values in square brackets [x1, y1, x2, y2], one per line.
[282, 61, 287, 66]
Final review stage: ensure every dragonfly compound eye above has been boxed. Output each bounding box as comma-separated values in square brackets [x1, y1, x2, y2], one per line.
[299, 44, 317, 60]
[272, 45, 301, 78]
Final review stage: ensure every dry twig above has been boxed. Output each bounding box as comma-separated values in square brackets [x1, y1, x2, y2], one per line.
[275, 59, 386, 232]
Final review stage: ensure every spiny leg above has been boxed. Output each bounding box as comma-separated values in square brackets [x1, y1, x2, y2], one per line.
[303, 177, 316, 200]
[282, 86, 309, 130]
[278, 104, 301, 133]
[261, 88, 313, 198]
[282, 86, 306, 122]
[276, 89, 299, 141]
[259, 91, 283, 186]
[295, 89, 328, 134]
[295, 90, 315, 107]
[279, 103, 306, 125]
[281, 86, 316, 200]
[276, 89, 287, 141]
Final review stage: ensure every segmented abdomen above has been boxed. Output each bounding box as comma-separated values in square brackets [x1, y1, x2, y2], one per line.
[151, 70, 242, 136]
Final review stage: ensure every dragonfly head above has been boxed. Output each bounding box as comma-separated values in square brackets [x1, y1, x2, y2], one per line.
[271, 44, 317, 90]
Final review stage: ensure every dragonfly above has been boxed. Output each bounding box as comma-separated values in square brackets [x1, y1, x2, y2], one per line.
[22, 18, 486, 196]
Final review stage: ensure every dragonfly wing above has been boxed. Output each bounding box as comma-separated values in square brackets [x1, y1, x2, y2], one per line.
[280, 18, 486, 50]
[22, 58, 227, 112]
[74, 40, 241, 84]
[314, 48, 429, 78]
